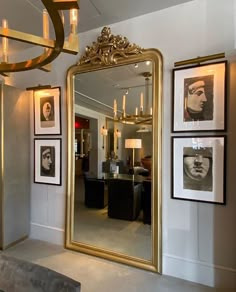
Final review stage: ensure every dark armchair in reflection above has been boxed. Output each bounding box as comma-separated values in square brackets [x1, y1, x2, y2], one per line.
[132, 166, 149, 177]
[107, 179, 142, 221]
[84, 175, 108, 209]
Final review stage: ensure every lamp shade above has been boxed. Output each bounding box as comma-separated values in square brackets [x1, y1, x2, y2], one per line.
[125, 139, 142, 149]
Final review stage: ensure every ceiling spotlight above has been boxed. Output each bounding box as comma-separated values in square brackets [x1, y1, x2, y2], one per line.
[146, 61, 151, 66]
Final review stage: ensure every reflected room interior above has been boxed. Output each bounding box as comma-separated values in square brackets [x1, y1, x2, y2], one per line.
[66, 27, 162, 273]
[73, 61, 153, 261]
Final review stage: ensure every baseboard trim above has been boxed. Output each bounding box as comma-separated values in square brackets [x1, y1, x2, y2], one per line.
[1, 235, 28, 250]
[30, 222, 64, 245]
[163, 253, 236, 288]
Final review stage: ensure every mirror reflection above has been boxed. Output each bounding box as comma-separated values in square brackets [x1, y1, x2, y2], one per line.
[73, 61, 153, 261]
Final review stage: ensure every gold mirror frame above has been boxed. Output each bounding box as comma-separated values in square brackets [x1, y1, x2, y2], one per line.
[65, 27, 163, 273]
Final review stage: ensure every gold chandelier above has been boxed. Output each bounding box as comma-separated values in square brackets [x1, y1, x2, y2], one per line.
[113, 72, 152, 125]
[113, 94, 152, 125]
[0, 0, 79, 75]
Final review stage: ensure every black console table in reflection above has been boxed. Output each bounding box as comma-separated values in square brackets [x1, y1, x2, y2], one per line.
[97, 173, 145, 183]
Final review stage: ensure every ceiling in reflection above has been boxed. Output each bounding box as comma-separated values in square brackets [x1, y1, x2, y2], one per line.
[74, 61, 153, 117]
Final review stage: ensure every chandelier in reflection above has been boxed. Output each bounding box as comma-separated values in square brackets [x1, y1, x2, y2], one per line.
[113, 72, 152, 125]
[0, 0, 79, 75]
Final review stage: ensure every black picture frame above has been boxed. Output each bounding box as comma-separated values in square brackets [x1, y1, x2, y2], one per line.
[34, 138, 62, 185]
[171, 135, 226, 204]
[34, 87, 62, 135]
[172, 61, 227, 132]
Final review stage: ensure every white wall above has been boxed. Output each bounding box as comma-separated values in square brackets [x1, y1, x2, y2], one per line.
[75, 104, 107, 175]
[5, 0, 236, 288]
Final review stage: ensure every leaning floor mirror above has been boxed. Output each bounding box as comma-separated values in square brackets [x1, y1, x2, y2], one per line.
[66, 27, 163, 273]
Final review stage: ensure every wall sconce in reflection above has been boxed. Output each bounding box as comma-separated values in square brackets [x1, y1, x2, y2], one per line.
[115, 129, 121, 149]
[101, 126, 108, 149]
[87, 133, 92, 151]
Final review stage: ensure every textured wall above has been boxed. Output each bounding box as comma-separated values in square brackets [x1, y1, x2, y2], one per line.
[1, 85, 30, 249]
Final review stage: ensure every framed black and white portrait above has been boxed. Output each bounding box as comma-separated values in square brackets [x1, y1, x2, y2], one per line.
[34, 87, 61, 135]
[34, 138, 62, 185]
[171, 136, 226, 204]
[172, 61, 227, 132]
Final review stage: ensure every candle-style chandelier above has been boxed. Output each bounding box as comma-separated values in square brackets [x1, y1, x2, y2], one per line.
[0, 0, 79, 76]
[113, 72, 152, 125]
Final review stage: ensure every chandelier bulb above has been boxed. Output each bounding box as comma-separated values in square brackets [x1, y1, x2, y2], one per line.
[140, 92, 144, 112]
[2, 19, 8, 63]
[43, 9, 49, 39]
[70, 9, 78, 34]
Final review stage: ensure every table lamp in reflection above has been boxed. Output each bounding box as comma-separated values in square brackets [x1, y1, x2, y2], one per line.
[125, 139, 142, 168]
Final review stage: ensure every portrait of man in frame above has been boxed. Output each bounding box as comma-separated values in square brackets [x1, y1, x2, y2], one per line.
[40, 96, 55, 128]
[40, 146, 55, 177]
[183, 75, 214, 122]
[183, 146, 213, 192]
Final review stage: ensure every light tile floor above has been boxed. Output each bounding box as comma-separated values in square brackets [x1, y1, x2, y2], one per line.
[1, 239, 221, 292]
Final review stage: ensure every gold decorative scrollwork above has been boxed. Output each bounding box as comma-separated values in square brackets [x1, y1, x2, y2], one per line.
[79, 27, 143, 66]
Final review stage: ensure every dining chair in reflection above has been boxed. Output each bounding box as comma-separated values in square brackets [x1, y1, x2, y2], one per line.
[84, 175, 108, 209]
[142, 180, 151, 224]
[107, 179, 142, 221]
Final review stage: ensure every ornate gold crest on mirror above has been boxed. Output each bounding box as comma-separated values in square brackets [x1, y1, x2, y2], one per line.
[66, 27, 163, 273]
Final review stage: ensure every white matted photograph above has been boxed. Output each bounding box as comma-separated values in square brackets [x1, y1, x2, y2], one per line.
[34, 87, 61, 135]
[172, 61, 227, 132]
[34, 138, 62, 185]
[171, 136, 226, 204]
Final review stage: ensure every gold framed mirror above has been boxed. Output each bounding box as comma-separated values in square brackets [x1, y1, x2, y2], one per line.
[66, 27, 163, 273]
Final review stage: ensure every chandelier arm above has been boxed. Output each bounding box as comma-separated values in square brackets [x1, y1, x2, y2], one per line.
[53, 0, 79, 9]
[0, 29, 78, 55]
[0, 0, 79, 73]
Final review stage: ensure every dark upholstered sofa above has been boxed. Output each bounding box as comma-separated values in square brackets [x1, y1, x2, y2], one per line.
[0, 255, 81, 292]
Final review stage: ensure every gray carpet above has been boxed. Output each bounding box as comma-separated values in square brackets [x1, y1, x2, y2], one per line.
[0, 254, 81, 292]
[73, 176, 152, 260]
[73, 201, 152, 260]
